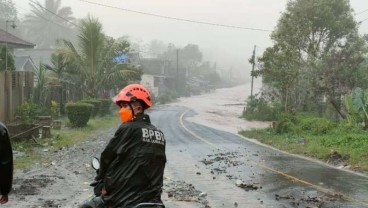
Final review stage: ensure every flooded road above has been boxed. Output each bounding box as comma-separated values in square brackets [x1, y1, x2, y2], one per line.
[153, 105, 368, 208]
[6, 85, 368, 208]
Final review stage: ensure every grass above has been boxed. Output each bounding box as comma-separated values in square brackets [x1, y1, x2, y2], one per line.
[12, 114, 119, 170]
[240, 126, 368, 172]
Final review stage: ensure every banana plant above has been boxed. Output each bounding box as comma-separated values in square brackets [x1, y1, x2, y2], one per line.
[351, 87, 368, 128]
[344, 95, 358, 125]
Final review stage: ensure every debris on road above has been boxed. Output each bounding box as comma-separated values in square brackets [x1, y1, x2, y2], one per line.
[164, 180, 210, 208]
[235, 179, 259, 191]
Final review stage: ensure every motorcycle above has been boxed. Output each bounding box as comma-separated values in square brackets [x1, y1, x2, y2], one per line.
[79, 157, 165, 208]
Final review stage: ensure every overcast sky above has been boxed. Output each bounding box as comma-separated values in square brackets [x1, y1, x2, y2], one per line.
[11, 0, 368, 82]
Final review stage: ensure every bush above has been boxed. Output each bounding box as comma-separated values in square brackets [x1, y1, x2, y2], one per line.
[65, 102, 93, 127]
[243, 95, 282, 121]
[275, 113, 300, 134]
[299, 116, 336, 135]
[275, 113, 336, 135]
[50, 100, 60, 119]
[81, 99, 101, 117]
[99, 99, 112, 116]
[15, 100, 39, 124]
[157, 89, 177, 104]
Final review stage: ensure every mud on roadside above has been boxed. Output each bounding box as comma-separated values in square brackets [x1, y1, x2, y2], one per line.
[9, 126, 207, 208]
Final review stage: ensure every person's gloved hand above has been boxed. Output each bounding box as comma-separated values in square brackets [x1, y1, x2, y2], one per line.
[93, 180, 104, 196]
[0, 195, 9, 204]
[101, 186, 107, 196]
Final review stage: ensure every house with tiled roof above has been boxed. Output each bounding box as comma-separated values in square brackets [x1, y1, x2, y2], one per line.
[0, 28, 35, 51]
[0, 29, 36, 122]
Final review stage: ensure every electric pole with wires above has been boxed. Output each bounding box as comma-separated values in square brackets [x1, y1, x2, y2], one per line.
[250, 45, 256, 98]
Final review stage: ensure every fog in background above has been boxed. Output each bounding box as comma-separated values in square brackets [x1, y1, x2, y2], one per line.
[11, 0, 368, 89]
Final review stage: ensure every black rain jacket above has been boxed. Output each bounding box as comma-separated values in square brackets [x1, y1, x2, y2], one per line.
[98, 114, 166, 208]
[0, 122, 13, 196]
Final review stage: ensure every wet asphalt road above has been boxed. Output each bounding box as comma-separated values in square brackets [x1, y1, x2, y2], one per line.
[152, 105, 368, 208]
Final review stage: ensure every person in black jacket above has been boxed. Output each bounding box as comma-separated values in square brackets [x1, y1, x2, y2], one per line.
[0, 122, 13, 204]
[97, 84, 166, 208]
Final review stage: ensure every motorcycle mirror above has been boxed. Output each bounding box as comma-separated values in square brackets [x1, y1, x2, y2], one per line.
[91, 157, 100, 170]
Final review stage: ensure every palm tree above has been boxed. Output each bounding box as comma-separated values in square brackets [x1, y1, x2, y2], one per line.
[59, 16, 140, 98]
[22, 0, 76, 48]
[0, 0, 18, 31]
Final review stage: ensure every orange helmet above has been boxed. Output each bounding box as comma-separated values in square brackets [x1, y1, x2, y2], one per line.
[114, 84, 152, 109]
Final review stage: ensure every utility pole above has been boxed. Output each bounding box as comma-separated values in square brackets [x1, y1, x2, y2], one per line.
[176, 49, 179, 93]
[250, 45, 256, 98]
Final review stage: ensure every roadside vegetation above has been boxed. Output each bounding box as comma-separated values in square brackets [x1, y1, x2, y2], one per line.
[240, 113, 368, 172]
[5, 0, 231, 171]
[12, 114, 118, 170]
[241, 0, 368, 172]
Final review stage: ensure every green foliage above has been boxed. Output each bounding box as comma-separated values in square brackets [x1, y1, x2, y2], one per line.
[80, 99, 101, 117]
[352, 87, 368, 124]
[275, 113, 300, 134]
[65, 102, 93, 127]
[50, 100, 60, 119]
[15, 100, 39, 124]
[298, 115, 336, 135]
[33, 63, 48, 106]
[257, 45, 301, 112]
[257, 0, 366, 117]
[243, 94, 281, 121]
[59, 16, 140, 98]
[157, 89, 177, 104]
[240, 118, 368, 171]
[14, 114, 118, 170]
[99, 99, 112, 116]
[272, 0, 357, 57]
[345, 94, 360, 125]
[275, 113, 335, 135]
[319, 133, 368, 149]
[0, 45, 16, 71]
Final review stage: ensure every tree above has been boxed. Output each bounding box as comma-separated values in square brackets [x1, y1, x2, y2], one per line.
[363, 34, 368, 42]
[101, 36, 142, 92]
[180, 44, 202, 76]
[0, 0, 17, 30]
[317, 33, 368, 117]
[33, 63, 49, 106]
[59, 16, 140, 98]
[147, 39, 167, 58]
[22, 0, 76, 48]
[44, 53, 69, 81]
[345, 87, 368, 128]
[159, 43, 177, 62]
[272, 0, 357, 61]
[257, 44, 302, 112]
[258, 0, 364, 116]
[0, 45, 15, 71]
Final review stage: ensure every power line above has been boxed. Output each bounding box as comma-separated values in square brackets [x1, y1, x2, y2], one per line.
[356, 9, 368, 15]
[79, 0, 272, 32]
[359, 17, 368, 23]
